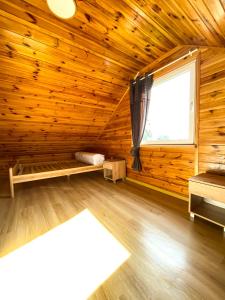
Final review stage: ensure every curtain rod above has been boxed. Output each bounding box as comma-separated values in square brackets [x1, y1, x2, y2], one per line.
[133, 48, 198, 83]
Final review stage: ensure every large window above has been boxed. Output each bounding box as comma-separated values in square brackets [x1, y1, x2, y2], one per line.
[142, 61, 196, 145]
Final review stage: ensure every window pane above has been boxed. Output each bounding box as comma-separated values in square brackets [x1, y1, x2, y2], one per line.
[142, 62, 195, 144]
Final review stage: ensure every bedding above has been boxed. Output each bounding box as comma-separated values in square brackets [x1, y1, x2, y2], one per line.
[75, 152, 105, 166]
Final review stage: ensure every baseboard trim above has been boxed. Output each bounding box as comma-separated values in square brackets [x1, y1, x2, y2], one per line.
[126, 177, 188, 202]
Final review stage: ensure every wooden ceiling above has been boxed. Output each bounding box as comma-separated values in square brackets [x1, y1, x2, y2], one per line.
[0, 0, 225, 157]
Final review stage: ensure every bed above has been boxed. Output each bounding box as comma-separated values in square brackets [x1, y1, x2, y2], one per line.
[9, 152, 105, 198]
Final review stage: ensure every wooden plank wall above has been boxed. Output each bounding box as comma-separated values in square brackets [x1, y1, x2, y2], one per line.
[0, 152, 75, 174]
[94, 93, 194, 196]
[0, 0, 145, 172]
[94, 47, 225, 197]
[1, 0, 225, 180]
[199, 47, 225, 174]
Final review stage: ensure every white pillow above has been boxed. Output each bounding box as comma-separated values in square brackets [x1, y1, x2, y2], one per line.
[75, 152, 105, 166]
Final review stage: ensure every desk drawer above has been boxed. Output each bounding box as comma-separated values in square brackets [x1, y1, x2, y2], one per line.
[189, 181, 225, 204]
[103, 162, 113, 170]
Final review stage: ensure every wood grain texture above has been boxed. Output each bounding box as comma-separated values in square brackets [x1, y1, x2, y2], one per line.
[0, 173, 224, 299]
[94, 48, 197, 196]
[1, 0, 225, 166]
[9, 159, 104, 197]
[94, 46, 225, 197]
[95, 93, 195, 196]
[199, 47, 225, 174]
[189, 173, 225, 229]
[103, 159, 126, 183]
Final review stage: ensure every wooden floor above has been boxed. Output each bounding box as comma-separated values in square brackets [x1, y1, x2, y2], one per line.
[0, 172, 225, 299]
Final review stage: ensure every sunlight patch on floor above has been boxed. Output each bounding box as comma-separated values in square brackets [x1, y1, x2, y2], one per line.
[0, 209, 130, 300]
[143, 231, 186, 271]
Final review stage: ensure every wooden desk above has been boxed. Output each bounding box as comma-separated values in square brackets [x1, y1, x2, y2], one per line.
[103, 160, 126, 183]
[189, 173, 225, 232]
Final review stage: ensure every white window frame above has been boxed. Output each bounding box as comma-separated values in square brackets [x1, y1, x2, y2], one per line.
[141, 60, 196, 146]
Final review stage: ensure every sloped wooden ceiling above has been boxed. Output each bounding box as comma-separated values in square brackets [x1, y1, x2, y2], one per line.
[0, 0, 225, 157]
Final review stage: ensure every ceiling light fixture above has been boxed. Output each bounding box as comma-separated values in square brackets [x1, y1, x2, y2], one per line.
[47, 0, 76, 19]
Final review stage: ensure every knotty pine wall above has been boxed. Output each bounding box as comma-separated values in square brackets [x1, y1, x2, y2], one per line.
[1, 46, 225, 197]
[199, 47, 225, 174]
[94, 93, 195, 196]
[94, 47, 225, 197]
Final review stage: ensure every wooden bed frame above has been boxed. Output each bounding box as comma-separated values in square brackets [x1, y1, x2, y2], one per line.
[9, 160, 103, 199]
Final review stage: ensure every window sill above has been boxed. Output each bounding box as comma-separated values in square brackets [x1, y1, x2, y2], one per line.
[140, 143, 196, 148]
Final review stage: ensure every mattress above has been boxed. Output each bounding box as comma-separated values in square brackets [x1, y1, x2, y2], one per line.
[75, 152, 105, 166]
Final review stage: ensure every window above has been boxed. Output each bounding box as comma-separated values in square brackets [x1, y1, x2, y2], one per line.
[142, 61, 196, 145]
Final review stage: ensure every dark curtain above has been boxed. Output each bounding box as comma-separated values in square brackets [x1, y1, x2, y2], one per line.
[130, 73, 153, 171]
